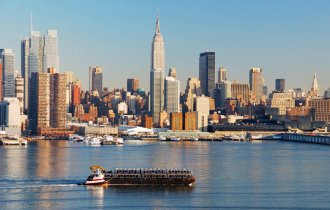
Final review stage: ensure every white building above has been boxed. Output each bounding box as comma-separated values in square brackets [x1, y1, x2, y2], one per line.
[118, 102, 128, 115]
[164, 76, 180, 114]
[15, 73, 24, 114]
[0, 97, 21, 128]
[194, 96, 210, 132]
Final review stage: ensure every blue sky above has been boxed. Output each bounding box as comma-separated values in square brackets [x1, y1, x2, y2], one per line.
[1, 0, 330, 93]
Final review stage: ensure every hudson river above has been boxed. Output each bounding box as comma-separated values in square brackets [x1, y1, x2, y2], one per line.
[1, 140, 330, 209]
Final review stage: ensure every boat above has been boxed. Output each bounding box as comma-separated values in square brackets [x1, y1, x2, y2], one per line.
[84, 166, 108, 185]
[69, 134, 84, 142]
[0, 135, 27, 146]
[82, 165, 195, 187]
[190, 136, 199, 141]
[101, 136, 123, 145]
[89, 137, 101, 145]
[159, 136, 167, 141]
[170, 136, 181, 141]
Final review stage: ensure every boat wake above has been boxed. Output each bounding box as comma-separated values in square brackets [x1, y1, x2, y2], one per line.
[0, 179, 80, 189]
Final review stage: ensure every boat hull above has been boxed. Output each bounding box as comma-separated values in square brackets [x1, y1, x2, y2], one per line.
[104, 177, 195, 187]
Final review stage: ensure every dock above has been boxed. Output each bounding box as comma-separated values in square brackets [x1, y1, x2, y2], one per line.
[281, 133, 330, 145]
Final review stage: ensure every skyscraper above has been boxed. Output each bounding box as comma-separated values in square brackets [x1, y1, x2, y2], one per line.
[275, 79, 285, 92]
[89, 66, 103, 96]
[43, 30, 59, 72]
[218, 67, 227, 83]
[22, 29, 59, 113]
[164, 75, 180, 114]
[150, 14, 165, 124]
[199, 52, 215, 96]
[249, 68, 264, 104]
[1, 49, 15, 98]
[127, 78, 140, 93]
[311, 73, 319, 97]
[184, 77, 202, 112]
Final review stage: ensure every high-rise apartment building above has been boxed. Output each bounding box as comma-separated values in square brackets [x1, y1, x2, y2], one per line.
[150, 14, 165, 124]
[164, 76, 180, 114]
[249, 68, 264, 104]
[127, 78, 140, 93]
[28, 70, 66, 133]
[275, 79, 285, 92]
[1, 49, 15, 98]
[15, 73, 24, 114]
[194, 96, 210, 132]
[89, 66, 103, 96]
[199, 52, 215, 96]
[218, 67, 227, 83]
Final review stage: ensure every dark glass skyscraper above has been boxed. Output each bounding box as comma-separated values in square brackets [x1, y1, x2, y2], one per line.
[89, 66, 103, 96]
[199, 52, 215, 96]
[275, 79, 285, 92]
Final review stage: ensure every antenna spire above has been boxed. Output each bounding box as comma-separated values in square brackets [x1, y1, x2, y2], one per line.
[30, 12, 33, 34]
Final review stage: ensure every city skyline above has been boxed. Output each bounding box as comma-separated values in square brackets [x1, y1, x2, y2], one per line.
[1, 1, 330, 92]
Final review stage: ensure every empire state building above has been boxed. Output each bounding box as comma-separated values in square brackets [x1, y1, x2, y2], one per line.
[150, 15, 165, 124]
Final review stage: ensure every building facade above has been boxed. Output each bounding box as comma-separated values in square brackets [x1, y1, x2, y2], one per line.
[15, 73, 24, 114]
[184, 77, 202, 112]
[194, 96, 210, 132]
[170, 112, 183, 131]
[199, 52, 215, 96]
[307, 99, 330, 123]
[218, 67, 227, 83]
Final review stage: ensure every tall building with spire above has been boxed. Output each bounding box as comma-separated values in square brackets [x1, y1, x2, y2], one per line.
[150, 13, 165, 125]
[311, 72, 319, 97]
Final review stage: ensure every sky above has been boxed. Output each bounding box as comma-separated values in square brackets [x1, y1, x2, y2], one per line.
[1, 0, 330, 93]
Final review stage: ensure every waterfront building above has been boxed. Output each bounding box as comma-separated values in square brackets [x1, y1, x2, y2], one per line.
[249, 68, 264, 104]
[307, 98, 330, 123]
[267, 92, 295, 115]
[231, 81, 250, 106]
[183, 77, 202, 112]
[89, 66, 103, 96]
[225, 98, 239, 115]
[184, 112, 197, 131]
[142, 115, 153, 129]
[150, 14, 165, 124]
[15, 73, 24, 114]
[164, 75, 180, 114]
[194, 96, 210, 132]
[275, 79, 285, 92]
[0, 97, 20, 128]
[199, 52, 215, 96]
[159, 110, 169, 128]
[218, 67, 227, 83]
[168, 67, 177, 79]
[170, 112, 183, 131]
[28, 69, 66, 133]
[1, 49, 15, 98]
[127, 78, 140, 93]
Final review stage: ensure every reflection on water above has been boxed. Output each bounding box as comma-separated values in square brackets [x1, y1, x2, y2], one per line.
[1, 140, 330, 209]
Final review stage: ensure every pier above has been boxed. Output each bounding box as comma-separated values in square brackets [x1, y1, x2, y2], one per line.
[281, 133, 330, 145]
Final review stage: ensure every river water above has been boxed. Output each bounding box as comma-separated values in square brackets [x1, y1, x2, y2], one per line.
[0, 140, 330, 209]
